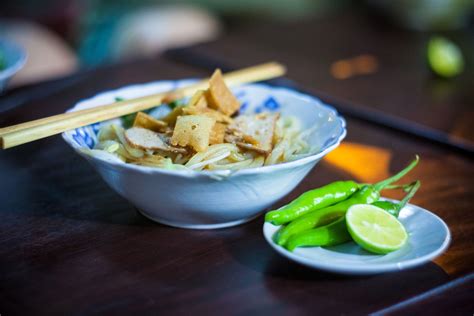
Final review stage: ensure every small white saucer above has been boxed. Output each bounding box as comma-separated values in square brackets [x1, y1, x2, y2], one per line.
[263, 202, 451, 275]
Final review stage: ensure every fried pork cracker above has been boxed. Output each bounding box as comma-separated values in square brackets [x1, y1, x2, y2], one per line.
[182, 106, 233, 124]
[206, 69, 240, 116]
[187, 90, 208, 109]
[133, 112, 167, 132]
[227, 112, 280, 154]
[125, 127, 186, 154]
[170, 115, 216, 152]
[209, 122, 226, 145]
[160, 106, 185, 126]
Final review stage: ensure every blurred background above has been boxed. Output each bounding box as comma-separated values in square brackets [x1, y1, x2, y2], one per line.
[1, 0, 473, 87]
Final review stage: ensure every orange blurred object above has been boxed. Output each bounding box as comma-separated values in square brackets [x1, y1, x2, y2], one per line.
[353, 54, 379, 75]
[324, 142, 392, 183]
[330, 60, 354, 80]
[330, 54, 379, 80]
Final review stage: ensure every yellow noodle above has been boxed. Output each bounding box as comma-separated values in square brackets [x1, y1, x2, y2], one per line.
[97, 124, 117, 141]
[95, 140, 120, 153]
[208, 158, 254, 170]
[185, 144, 236, 166]
[94, 115, 314, 171]
[228, 151, 248, 162]
[188, 151, 231, 171]
[248, 155, 265, 168]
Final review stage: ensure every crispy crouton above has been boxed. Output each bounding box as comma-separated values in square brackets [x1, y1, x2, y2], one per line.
[187, 90, 208, 109]
[125, 127, 186, 154]
[170, 115, 216, 152]
[160, 106, 184, 126]
[227, 112, 280, 154]
[162, 91, 184, 104]
[224, 133, 268, 155]
[209, 123, 226, 145]
[206, 69, 240, 116]
[133, 112, 167, 132]
[182, 106, 233, 124]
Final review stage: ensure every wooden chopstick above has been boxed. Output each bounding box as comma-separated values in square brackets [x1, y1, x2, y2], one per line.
[0, 62, 286, 149]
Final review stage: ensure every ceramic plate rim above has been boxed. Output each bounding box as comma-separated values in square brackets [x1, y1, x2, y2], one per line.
[263, 200, 451, 275]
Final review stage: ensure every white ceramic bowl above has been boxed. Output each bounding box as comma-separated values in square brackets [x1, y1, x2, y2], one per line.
[62, 80, 346, 229]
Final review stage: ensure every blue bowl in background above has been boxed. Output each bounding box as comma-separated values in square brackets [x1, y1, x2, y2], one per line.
[0, 39, 27, 92]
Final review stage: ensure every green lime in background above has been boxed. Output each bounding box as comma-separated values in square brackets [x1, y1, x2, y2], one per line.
[428, 36, 464, 78]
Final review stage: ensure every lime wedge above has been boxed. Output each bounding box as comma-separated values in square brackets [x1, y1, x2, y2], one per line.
[346, 204, 408, 254]
[428, 36, 464, 78]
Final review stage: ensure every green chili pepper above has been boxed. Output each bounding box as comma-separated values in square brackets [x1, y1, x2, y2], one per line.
[265, 180, 361, 225]
[285, 181, 420, 251]
[275, 185, 378, 245]
[372, 180, 420, 217]
[267, 182, 409, 226]
[371, 155, 419, 192]
[266, 156, 419, 226]
[285, 217, 350, 251]
[275, 156, 419, 246]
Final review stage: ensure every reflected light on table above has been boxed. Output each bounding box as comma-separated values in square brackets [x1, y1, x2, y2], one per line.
[324, 142, 392, 183]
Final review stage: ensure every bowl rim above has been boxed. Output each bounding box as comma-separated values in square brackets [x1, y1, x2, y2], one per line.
[62, 80, 347, 179]
[0, 39, 28, 81]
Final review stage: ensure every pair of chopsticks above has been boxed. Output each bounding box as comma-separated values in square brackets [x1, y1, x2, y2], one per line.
[0, 62, 286, 149]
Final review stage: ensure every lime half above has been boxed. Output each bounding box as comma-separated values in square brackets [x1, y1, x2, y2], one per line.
[428, 36, 464, 78]
[346, 204, 408, 254]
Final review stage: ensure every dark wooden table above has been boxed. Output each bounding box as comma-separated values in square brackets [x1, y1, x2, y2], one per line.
[1, 12, 473, 315]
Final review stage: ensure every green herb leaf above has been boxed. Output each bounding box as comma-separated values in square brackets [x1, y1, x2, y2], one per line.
[168, 100, 183, 109]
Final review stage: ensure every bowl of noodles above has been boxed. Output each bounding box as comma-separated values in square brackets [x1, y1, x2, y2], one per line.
[62, 72, 346, 229]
